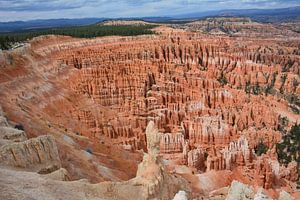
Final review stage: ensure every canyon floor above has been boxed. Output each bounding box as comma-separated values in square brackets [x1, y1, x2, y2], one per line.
[0, 18, 300, 200]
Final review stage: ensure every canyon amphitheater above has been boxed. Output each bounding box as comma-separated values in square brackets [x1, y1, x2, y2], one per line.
[0, 21, 299, 199]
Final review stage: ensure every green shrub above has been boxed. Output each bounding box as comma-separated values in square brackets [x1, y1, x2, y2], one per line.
[217, 72, 228, 86]
[276, 124, 300, 166]
[255, 142, 268, 156]
[280, 74, 287, 94]
[278, 116, 288, 133]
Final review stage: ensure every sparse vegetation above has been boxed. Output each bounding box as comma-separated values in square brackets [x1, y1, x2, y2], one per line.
[286, 93, 300, 107]
[252, 83, 263, 95]
[0, 24, 157, 50]
[293, 47, 300, 55]
[292, 78, 299, 91]
[204, 151, 209, 160]
[264, 72, 277, 95]
[217, 72, 228, 86]
[255, 141, 268, 156]
[276, 124, 300, 167]
[282, 59, 294, 72]
[280, 74, 287, 94]
[75, 132, 81, 136]
[278, 116, 289, 133]
[245, 81, 251, 94]
[290, 104, 300, 114]
[285, 93, 300, 114]
[86, 148, 93, 154]
[245, 82, 263, 95]
[14, 124, 24, 131]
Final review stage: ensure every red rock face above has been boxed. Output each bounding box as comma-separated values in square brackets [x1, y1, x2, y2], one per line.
[254, 155, 274, 189]
[0, 27, 299, 194]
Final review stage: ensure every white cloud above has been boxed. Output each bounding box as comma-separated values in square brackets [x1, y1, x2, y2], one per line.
[0, 0, 299, 21]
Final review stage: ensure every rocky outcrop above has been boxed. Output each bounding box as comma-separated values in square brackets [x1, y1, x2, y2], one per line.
[253, 188, 272, 200]
[145, 121, 161, 155]
[223, 136, 253, 169]
[274, 160, 299, 183]
[44, 168, 70, 181]
[0, 126, 27, 143]
[187, 148, 206, 171]
[209, 187, 229, 200]
[206, 136, 253, 171]
[0, 107, 61, 173]
[225, 181, 255, 200]
[172, 17, 299, 38]
[0, 119, 190, 200]
[173, 191, 188, 200]
[254, 155, 274, 189]
[0, 116, 9, 127]
[284, 161, 299, 182]
[0, 135, 61, 171]
[160, 132, 185, 154]
[224, 181, 286, 200]
[132, 121, 190, 199]
[279, 191, 294, 200]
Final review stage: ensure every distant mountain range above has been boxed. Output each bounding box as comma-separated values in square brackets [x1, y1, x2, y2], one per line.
[174, 6, 300, 22]
[1, 6, 300, 33]
[0, 18, 105, 33]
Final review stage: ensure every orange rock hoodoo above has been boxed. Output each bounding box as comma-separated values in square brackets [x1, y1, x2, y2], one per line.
[54, 33, 298, 179]
[0, 29, 299, 191]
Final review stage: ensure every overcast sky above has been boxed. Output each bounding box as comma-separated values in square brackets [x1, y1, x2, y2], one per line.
[0, 0, 300, 22]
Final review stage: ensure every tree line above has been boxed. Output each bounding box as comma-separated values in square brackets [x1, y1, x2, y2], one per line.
[0, 24, 157, 50]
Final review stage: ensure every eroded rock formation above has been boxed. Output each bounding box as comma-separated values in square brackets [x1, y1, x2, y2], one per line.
[0, 21, 299, 199]
[0, 135, 61, 171]
[0, 106, 61, 173]
[131, 121, 190, 199]
[223, 181, 294, 200]
[0, 119, 190, 200]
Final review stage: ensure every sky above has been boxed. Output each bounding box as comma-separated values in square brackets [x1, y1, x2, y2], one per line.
[0, 0, 300, 22]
